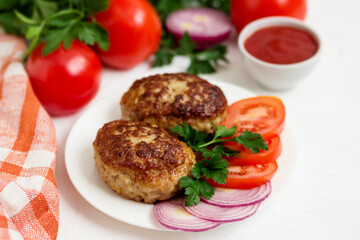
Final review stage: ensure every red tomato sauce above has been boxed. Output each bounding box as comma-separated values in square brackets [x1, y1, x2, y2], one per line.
[245, 26, 318, 64]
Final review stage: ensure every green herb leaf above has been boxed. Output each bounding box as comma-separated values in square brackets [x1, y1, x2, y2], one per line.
[176, 32, 196, 55]
[199, 179, 214, 200]
[171, 123, 209, 150]
[187, 57, 216, 75]
[85, 0, 110, 14]
[179, 176, 195, 188]
[77, 24, 96, 45]
[192, 161, 207, 179]
[25, 25, 42, 39]
[0, 12, 26, 35]
[153, 48, 174, 67]
[63, 34, 74, 50]
[0, 0, 19, 10]
[194, 130, 208, 146]
[43, 25, 73, 56]
[179, 177, 201, 206]
[48, 15, 78, 27]
[160, 33, 175, 48]
[214, 125, 236, 139]
[184, 187, 201, 206]
[200, 145, 239, 158]
[36, 0, 58, 19]
[234, 131, 268, 153]
[90, 23, 109, 51]
[196, 45, 228, 65]
[202, 154, 229, 184]
[152, 33, 176, 67]
[71, 0, 109, 13]
[203, 168, 228, 184]
[181, 122, 194, 142]
[180, 177, 214, 206]
[206, 154, 229, 170]
[171, 125, 187, 138]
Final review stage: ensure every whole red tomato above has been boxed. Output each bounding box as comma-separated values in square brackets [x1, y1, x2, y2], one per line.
[231, 0, 307, 32]
[95, 0, 161, 69]
[26, 40, 102, 116]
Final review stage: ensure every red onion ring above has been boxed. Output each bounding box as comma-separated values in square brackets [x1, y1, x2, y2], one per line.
[201, 182, 272, 207]
[154, 198, 220, 232]
[184, 200, 260, 223]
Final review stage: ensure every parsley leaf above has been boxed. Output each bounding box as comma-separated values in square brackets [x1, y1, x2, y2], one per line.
[191, 162, 205, 179]
[198, 179, 214, 200]
[179, 176, 196, 188]
[184, 187, 201, 206]
[43, 25, 73, 55]
[176, 32, 196, 55]
[200, 145, 239, 159]
[84, 0, 110, 14]
[179, 177, 214, 206]
[202, 154, 229, 184]
[206, 154, 229, 170]
[153, 48, 174, 67]
[187, 57, 216, 75]
[179, 177, 201, 206]
[153, 33, 176, 67]
[234, 131, 268, 153]
[171, 122, 204, 149]
[196, 45, 228, 66]
[214, 125, 237, 138]
[36, 0, 58, 19]
[172, 123, 268, 206]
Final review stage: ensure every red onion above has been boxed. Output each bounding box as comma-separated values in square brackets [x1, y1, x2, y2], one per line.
[201, 182, 272, 207]
[165, 8, 232, 49]
[184, 200, 260, 223]
[154, 198, 220, 232]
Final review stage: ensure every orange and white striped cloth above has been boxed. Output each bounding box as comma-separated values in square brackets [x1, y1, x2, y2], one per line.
[0, 32, 59, 239]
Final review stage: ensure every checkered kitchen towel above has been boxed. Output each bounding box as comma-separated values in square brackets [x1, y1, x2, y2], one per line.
[0, 33, 59, 239]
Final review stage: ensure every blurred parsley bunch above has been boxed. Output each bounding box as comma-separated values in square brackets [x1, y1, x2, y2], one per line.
[0, 0, 109, 58]
[149, 0, 231, 74]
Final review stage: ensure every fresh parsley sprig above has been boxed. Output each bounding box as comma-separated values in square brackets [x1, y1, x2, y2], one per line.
[172, 123, 268, 206]
[153, 32, 228, 74]
[150, 0, 230, 74]
[0, 0, 110, 58]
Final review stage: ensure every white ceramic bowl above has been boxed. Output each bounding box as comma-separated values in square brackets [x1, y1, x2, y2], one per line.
[238, 16, 321, 91]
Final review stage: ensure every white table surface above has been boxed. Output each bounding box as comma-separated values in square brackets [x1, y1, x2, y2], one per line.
[52, 0, 360, 239]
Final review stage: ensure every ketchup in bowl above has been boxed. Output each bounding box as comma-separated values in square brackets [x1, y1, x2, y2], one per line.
[244, 26, 318, 64]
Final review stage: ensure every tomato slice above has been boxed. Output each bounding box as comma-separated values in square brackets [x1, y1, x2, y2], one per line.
[225, 135, 282, 165]
[222, 96, 286, 139]
[206, 162, 278, 189]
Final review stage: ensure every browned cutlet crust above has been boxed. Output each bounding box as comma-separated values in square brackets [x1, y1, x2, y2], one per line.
[120, 73, 228, 132]
[93, 120, 196, 203]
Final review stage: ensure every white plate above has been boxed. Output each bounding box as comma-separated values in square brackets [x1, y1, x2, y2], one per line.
[65, 77, 293, 231]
